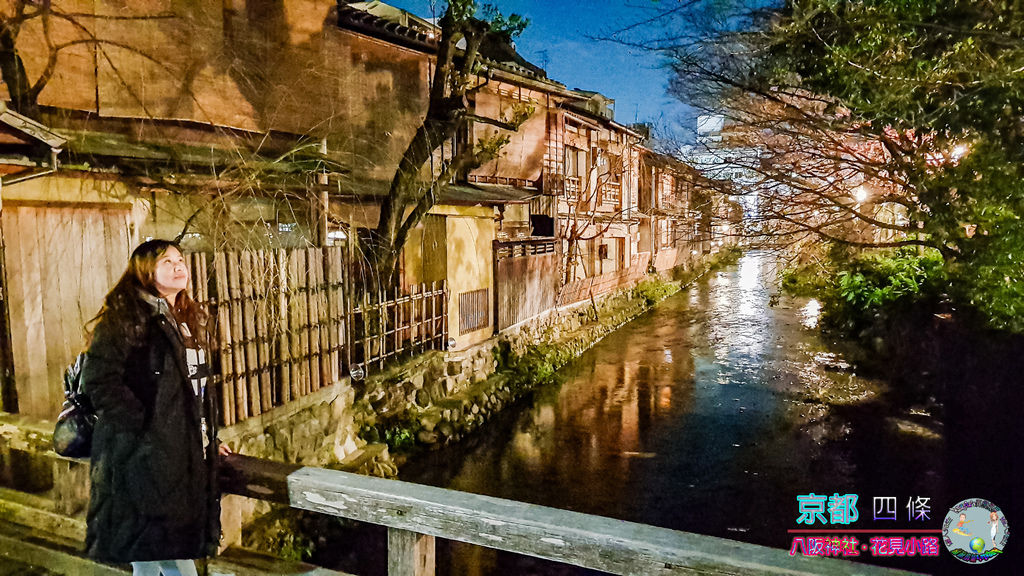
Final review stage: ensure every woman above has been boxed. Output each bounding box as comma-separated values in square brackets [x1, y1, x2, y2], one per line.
[987, 511, 1000, 544]
[83, 239, 226, 576]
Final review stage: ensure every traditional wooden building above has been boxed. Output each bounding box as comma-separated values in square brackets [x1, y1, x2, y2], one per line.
[0, 1, 734, 421]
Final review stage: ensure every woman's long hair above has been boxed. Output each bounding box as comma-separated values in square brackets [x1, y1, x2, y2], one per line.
[88, 239, 208, 346]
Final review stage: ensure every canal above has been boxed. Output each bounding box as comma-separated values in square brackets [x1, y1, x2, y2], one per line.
[400, 251, 952, 575]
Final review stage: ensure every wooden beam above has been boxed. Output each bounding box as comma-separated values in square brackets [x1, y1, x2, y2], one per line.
[0, 199, 133, 210]
[387, 528, 435, 576]
[220, 453, 301, 505]
[220, 456, 924, 576]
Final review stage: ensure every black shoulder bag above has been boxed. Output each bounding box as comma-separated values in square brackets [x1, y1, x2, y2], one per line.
[52, 353, 96, 457]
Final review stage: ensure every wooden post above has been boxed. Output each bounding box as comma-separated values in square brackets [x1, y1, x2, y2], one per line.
[419, 284, 427, 352]
[388, 528, 435, 576]
[377, 289, 385, 370]
[212, 252, 235, 426]
[362, 291, 370, 371]
[393, 285, 400, 357]
[254, 250, 272, 412]
[307, 248, 322, 392]
[226, 253, 248, 422]
[288, 249, 304, 400]
[276, 249, 291, 405]
[429, 281, 437, 349]
[345, 219, 356, 375]
[239, 251, 260, 416]
[440, 280, 448, 348]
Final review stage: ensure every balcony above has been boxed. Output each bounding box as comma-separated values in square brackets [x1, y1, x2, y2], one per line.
[564, 176, 581, 201]
[601, 180, 622, 206]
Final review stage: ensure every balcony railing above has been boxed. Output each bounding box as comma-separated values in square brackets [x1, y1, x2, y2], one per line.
[601, 180, 622, 205]
[564, 176, 581, 201]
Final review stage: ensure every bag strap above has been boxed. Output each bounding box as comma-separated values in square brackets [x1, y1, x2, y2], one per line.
[62, 352, 87, 398]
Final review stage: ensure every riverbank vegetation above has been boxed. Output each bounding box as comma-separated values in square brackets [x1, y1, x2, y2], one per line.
[646, 1, 1024, 335]
[782, 247, 947, 338]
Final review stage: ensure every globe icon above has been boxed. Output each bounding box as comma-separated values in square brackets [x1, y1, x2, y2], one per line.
[969, 537, 985, 553]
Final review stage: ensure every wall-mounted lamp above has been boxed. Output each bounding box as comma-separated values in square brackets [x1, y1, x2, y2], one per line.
[350, 365, 365, 382]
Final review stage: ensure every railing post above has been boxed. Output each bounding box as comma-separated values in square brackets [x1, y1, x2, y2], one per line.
[388, 528, 435, 576]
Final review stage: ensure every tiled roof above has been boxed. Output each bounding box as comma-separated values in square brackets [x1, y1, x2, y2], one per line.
[0, 102, 66, 149]
[335, 2, 563, 88]
[336, 3, 437, 53]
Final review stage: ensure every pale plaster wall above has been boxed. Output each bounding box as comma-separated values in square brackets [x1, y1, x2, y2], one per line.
[442, 206, 496, 349]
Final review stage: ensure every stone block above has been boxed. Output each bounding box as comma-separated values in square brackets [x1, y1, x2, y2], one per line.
[416, 388, 433, 406]
[417, 429, 439, 445]
[446, 361, 461, 376]
[314, 402, 332, 431]
[410, 372, 425, 389]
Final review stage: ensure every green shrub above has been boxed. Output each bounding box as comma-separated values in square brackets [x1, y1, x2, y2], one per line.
[821, 248, 946, 332]
[779, 264, 829, 297]
[633, 278, 676, 305]
[493, 341, 565, 395]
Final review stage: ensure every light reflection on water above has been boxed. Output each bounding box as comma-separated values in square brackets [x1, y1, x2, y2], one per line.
[401, 252, 943, 576]
[801, 298, 822, 329]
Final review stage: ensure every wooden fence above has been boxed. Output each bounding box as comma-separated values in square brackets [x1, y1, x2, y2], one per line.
[494, 238, 558, 331]
[557, 251, 651, 307]
[353, 282, 448, 373]
[222, 454, 925, 576]
[188, 247, 447, 427]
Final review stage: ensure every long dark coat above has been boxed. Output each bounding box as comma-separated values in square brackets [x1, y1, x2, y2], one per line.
[83, 298, 219, 562]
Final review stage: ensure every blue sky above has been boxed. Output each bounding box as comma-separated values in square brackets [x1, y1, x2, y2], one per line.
[381, 1, 698, 141]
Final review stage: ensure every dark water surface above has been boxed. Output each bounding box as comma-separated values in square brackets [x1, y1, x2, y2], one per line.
[337, 252, 1015, 576]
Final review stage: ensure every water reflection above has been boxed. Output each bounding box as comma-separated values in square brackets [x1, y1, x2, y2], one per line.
[801, 298, 822, 329]
[401, 252, 943, 576]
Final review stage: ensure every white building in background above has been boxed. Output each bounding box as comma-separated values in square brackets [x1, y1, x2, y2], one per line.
[680, 114, 764, 224]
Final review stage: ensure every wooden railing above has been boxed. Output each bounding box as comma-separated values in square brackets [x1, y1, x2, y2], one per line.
[0, 415, 926, 576]
[494, 237, 556, 259]
[222, 454, 925, 576]
[601, 180, 621, 205]
[467, 174, 533, 188]
[564, 176, 580, 200]
[353, 282, 448, 373]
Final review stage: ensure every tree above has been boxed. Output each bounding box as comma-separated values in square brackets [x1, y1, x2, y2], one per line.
[559, 153, 632, 285]
[0, 1, 174, 118]
[369, 0, 532, 289]
[766, 0, 1024, 331]
[631, 0, 1024, 331]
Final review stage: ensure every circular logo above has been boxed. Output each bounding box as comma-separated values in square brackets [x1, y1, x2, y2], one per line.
[942, 498, 1009, 564]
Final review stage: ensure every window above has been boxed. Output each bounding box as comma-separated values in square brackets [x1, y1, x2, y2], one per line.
[459, 288, 489, 333]
[566, 146, 587, 178]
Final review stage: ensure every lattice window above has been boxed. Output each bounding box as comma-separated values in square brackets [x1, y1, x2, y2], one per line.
[459, 288, 489, 333]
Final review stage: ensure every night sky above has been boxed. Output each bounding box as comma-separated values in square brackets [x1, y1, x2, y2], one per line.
[381, 1, 698, 141]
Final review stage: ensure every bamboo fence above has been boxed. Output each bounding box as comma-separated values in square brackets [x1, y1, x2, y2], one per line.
[188, 247, 448, 426]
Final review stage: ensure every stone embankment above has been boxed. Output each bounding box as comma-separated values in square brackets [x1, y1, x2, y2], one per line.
[364, 249, 741, 455]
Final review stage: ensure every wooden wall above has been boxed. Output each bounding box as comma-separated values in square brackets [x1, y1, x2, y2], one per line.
[1, 202, 132, 417]
[494, 239, 558, 332]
